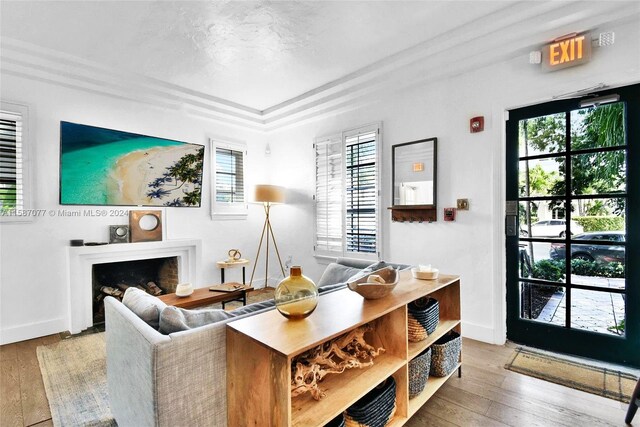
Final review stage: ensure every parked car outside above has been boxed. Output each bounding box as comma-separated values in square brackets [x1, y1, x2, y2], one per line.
[520, 219, 584, 238]
[549, 231, 626, 264]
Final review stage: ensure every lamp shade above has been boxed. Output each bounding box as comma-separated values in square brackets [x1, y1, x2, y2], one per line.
[254, 184, 285, 204]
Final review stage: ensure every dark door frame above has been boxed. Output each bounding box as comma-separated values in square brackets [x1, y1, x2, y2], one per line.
[505, 83, 640, 366]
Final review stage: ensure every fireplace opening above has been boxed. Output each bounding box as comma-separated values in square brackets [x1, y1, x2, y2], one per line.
[92, 256, 179, 324]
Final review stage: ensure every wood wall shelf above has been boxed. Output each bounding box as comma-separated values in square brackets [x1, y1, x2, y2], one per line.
[226, 271, 461, 427]
[388, 205, 437, 223]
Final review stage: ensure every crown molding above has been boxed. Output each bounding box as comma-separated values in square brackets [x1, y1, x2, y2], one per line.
[1, 1, 637, 133]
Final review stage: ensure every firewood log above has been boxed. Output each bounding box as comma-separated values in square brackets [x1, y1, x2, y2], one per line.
[146, 281, 163, 296]
[101, 286, 124, 299]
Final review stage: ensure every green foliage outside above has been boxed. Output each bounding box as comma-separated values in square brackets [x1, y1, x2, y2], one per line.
[531, 258, 625, 281]
[532, 259, 565, 282]
[520, 103, 626, 217]
[519, 164, 559, 198]
[0, 184, 17, 212]
[572, 216, 625, 232]
[595, 262, 625, 278]
[608, 319, 625, 335]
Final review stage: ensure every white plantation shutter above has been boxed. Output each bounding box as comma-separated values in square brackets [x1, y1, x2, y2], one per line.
[210, 139, 247, 218]
[0, 109, 23, 211]
[315, 124, 380, 260]
[345, 130, 378, 256]
[215, 147, 245, 203]
[315, 135, 343, 257]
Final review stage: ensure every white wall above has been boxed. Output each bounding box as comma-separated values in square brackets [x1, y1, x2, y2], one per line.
[0, 75, 271, 344]
[268, 20, 640, 344]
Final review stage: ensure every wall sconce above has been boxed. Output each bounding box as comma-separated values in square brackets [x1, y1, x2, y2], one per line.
[412, 162, 424, 172]
[265, 143, 271, 156]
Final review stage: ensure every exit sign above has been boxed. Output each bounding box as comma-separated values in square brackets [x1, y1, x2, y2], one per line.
[542, 32, 592, 71]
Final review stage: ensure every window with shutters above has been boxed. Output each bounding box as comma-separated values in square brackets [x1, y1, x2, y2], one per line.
[210, 139, 247, 218]
[315, 124, 381, 260]
[0, 102, 31, 222]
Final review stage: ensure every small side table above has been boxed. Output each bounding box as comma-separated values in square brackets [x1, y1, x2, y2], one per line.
[216, 259, 250, 284]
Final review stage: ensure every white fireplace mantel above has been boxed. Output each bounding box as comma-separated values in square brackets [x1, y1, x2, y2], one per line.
[66, 239, 201, 333]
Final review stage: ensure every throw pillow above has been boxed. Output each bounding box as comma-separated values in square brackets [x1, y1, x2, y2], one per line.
[317, 263, 363, 288]
[122, 287, 167, 330]
[159, 306, 235, 334]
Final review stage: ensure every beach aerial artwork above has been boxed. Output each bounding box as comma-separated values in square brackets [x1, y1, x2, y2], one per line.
[60, 122, 204, 206]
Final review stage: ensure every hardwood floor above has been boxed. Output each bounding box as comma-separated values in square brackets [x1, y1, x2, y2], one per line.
[0, 335, 631, 426]
[1, 334, 60, 427]
[406, 339, 630, 427]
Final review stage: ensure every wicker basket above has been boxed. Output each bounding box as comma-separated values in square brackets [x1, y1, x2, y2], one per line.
[408, 347, 432, 398]
[430, 330, 461, 377]
[344, 377, 396, 427]
[325, 413, 346, 427]
[407, 297, 439, 342]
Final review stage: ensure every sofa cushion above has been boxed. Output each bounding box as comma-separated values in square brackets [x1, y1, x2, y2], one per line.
[336, 258, 375, 270]
[346, 261, 389, 282]
[122, 287, 167, 330]
[159, 306, 235, 334]
[318, 282, 348, 294]
[317, 263, 363, 288]
[345, 260, 411, 281]
[229, 299, 276, 317]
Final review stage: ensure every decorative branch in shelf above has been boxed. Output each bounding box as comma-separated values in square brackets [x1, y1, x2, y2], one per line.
[290, 323, 385, 400]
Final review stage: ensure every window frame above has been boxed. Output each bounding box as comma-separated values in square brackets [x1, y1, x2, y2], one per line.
[0, 101, 33, 223]
[210, 138, 247, 219]
[314, 122, 382, 261]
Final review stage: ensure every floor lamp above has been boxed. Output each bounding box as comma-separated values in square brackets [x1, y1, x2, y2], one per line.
[250, 185, 286, 288]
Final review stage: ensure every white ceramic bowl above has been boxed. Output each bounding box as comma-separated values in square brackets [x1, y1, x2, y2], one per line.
[175, 283, 194, 297]
[347, 267, 399, 299]
[411, 267, 439, 280]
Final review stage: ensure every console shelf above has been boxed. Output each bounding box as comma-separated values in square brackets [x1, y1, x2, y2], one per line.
[227, 270, 461, 427]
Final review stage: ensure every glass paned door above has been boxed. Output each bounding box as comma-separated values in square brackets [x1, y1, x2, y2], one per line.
[506, 85, 639, 366]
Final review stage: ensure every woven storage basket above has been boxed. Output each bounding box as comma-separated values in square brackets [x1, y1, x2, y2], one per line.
[408, 347, 432, 398]
[430, 330, 461, 377]
[407, 297, 439, 342]
[344, 377, 396, 427]
[325, 413, 346, 427]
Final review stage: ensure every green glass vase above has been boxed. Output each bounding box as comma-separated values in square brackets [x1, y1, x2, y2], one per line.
[275, 266, 318, 320]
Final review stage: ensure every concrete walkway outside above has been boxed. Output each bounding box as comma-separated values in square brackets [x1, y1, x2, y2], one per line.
[537, 275, 625, 335]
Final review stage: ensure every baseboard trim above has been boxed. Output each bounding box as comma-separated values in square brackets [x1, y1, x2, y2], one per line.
[461, 321, 497, 344]
[0, 317, 67, 345]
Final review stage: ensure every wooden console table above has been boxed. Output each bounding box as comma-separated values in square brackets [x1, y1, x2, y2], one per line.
[226, 270, 461, 427]
[159, 283, 252, 309]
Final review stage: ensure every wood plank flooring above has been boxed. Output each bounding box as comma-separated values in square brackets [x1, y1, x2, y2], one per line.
[1, 334, 61, 427]
[0, 335, 632, 426]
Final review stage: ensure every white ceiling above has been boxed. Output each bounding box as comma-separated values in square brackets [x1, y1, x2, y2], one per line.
[1, 1, 510, 109]
[2, 1, 638, 129]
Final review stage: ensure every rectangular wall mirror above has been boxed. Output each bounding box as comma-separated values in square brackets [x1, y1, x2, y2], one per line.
[390, 137, 437, 222]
